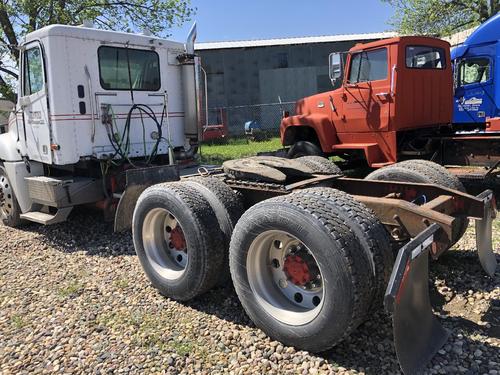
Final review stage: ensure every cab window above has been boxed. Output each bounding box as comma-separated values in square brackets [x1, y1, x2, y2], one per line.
[458, 58, 490, 86]
[23, 46, 44, 96]
[348, 48, 388, 83]
[406, 46, 445, 69]
[98, 46, 160, 91]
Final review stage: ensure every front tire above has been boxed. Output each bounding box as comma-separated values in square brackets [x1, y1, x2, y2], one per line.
[287, 141, 323, 158]
[0, 163, 22, 227]
[229, 190, 372, 352]
[133, 182, 225, 301]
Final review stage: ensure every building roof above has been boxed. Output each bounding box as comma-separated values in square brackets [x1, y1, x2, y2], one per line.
[195, 32, 397, 50]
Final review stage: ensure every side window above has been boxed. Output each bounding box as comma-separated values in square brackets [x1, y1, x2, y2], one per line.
[458, 58, 490, 86]
[406, 46, 445, 69]
[23, 46, 44, 96]
[348, 48, 388, 83]
[98, 46, 161, 91]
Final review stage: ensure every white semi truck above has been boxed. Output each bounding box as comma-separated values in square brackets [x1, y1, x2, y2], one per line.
[0, 23, 497, 375]
[0, 23, 201, 228]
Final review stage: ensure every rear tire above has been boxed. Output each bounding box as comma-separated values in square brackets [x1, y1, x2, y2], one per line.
[229, 191, 372, 352]
[389, 160, 469, 241]
[299, 187, 393, 314]
[184, 177, 244, 286]
[365, 160, 468, 245]
[133, 182, 225, 301]
[396, 160, 465, 192]
[0, 163, 22, 227]
[296, 156, 343, 175]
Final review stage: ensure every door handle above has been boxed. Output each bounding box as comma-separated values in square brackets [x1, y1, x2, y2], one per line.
[376, 92, 389, 98]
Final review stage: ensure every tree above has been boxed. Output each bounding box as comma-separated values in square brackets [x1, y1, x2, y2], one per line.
[383, 0, 499, 37]
[0, 0, 194, 101]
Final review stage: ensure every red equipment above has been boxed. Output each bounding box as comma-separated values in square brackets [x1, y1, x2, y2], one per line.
[202, 108, 228, 141]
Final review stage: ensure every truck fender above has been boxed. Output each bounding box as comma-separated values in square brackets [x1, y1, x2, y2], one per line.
[280, 114, 338, 153]
[2, 160, 44, 213]
[0, 132, 22, 162]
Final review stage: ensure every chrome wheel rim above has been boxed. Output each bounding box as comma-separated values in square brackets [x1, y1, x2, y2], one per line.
[247, 230, 325, 325]
[142, 208, 188, 280]
[0, 173, 14, 220]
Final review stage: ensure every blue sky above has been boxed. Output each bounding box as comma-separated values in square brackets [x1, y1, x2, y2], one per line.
[168, 0, 395, 42]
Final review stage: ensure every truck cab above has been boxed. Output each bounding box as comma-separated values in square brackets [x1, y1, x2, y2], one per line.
[0, 24, 202, 228]
[281, 36, 453, 167]
[452, 13, 500, 130]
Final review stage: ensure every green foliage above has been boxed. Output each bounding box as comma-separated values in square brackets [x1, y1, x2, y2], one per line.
[10, 314, 27, 329]
[0, 0, 194, 99]
[58, 280, 84, 298]
[200, 137, 284, 165]
[383, 0, 499, 36]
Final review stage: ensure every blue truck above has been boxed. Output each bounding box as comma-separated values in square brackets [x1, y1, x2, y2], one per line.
[452, 13, 500, 126]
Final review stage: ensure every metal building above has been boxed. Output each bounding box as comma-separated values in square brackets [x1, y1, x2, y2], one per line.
[195, 32, 395, 135]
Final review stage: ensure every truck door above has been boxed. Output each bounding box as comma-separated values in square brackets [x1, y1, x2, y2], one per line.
[454, 55, 495, 124]
[19, 42, 51, 164]
[340, 47, 391, 133]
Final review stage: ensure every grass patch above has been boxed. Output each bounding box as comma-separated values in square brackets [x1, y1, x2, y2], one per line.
[170, 340, 195, 356]
[58, 280, 84, 298]
[200, 137, 282, 165]
[10, 314, 27, 329]
[114, 278, 129, 289]
[97, 309, 205, 356]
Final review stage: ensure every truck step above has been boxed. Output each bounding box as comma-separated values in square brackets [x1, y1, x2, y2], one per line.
[20, 207, 73, 225]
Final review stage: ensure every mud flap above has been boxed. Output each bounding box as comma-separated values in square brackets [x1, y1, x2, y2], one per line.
[385, 223, 450, 375]
[475, 190, 497, 277]
[114, 165, 179, 232]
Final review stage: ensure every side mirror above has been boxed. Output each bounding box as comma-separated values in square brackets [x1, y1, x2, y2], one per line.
[329, 52, 343, 86]
[452, 59, 460, 91]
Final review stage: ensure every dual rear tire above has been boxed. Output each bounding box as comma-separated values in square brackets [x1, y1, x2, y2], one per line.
[133, 178, 391, 352]
[365, 160, 468, 245]
[133, 178, 243, 300]
[229, 188, 391, 351]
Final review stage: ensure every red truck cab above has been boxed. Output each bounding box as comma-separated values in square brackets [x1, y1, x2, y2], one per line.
[281, 36, 453, 167]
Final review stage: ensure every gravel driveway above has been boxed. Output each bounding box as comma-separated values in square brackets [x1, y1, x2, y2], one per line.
[1, 209, 499, 374]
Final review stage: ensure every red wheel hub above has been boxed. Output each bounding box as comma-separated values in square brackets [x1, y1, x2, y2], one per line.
[170, 226, 186, 250]
[283, 255, 311, 286]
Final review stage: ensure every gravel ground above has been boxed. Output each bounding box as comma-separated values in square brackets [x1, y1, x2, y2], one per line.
[0, 209, 498, 375]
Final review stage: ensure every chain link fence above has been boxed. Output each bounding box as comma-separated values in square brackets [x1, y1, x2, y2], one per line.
[204, 101, 296, 140]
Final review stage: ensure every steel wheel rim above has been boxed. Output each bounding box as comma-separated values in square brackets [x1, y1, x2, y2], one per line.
[142, 208, 188, 280]
[0, 173, 14, 220]
[247, 230, 325, 325]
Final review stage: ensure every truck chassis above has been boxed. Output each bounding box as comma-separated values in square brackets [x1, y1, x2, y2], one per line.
[131, 156, 497, 375]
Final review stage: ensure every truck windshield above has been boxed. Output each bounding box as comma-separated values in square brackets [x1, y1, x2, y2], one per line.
[98, 46, 160, 91]
[406, 46, 445, 69]
[458, 58, 490, 86]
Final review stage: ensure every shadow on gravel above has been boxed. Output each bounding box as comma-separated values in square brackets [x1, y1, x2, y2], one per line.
[432, 251, 499, 291]
[19, 208, 136, 257]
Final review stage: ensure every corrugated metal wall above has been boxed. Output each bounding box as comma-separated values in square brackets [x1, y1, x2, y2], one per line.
[197, 40, 379, 135]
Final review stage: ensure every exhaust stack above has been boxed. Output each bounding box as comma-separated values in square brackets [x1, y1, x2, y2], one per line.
[178, 22, 202, 147]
